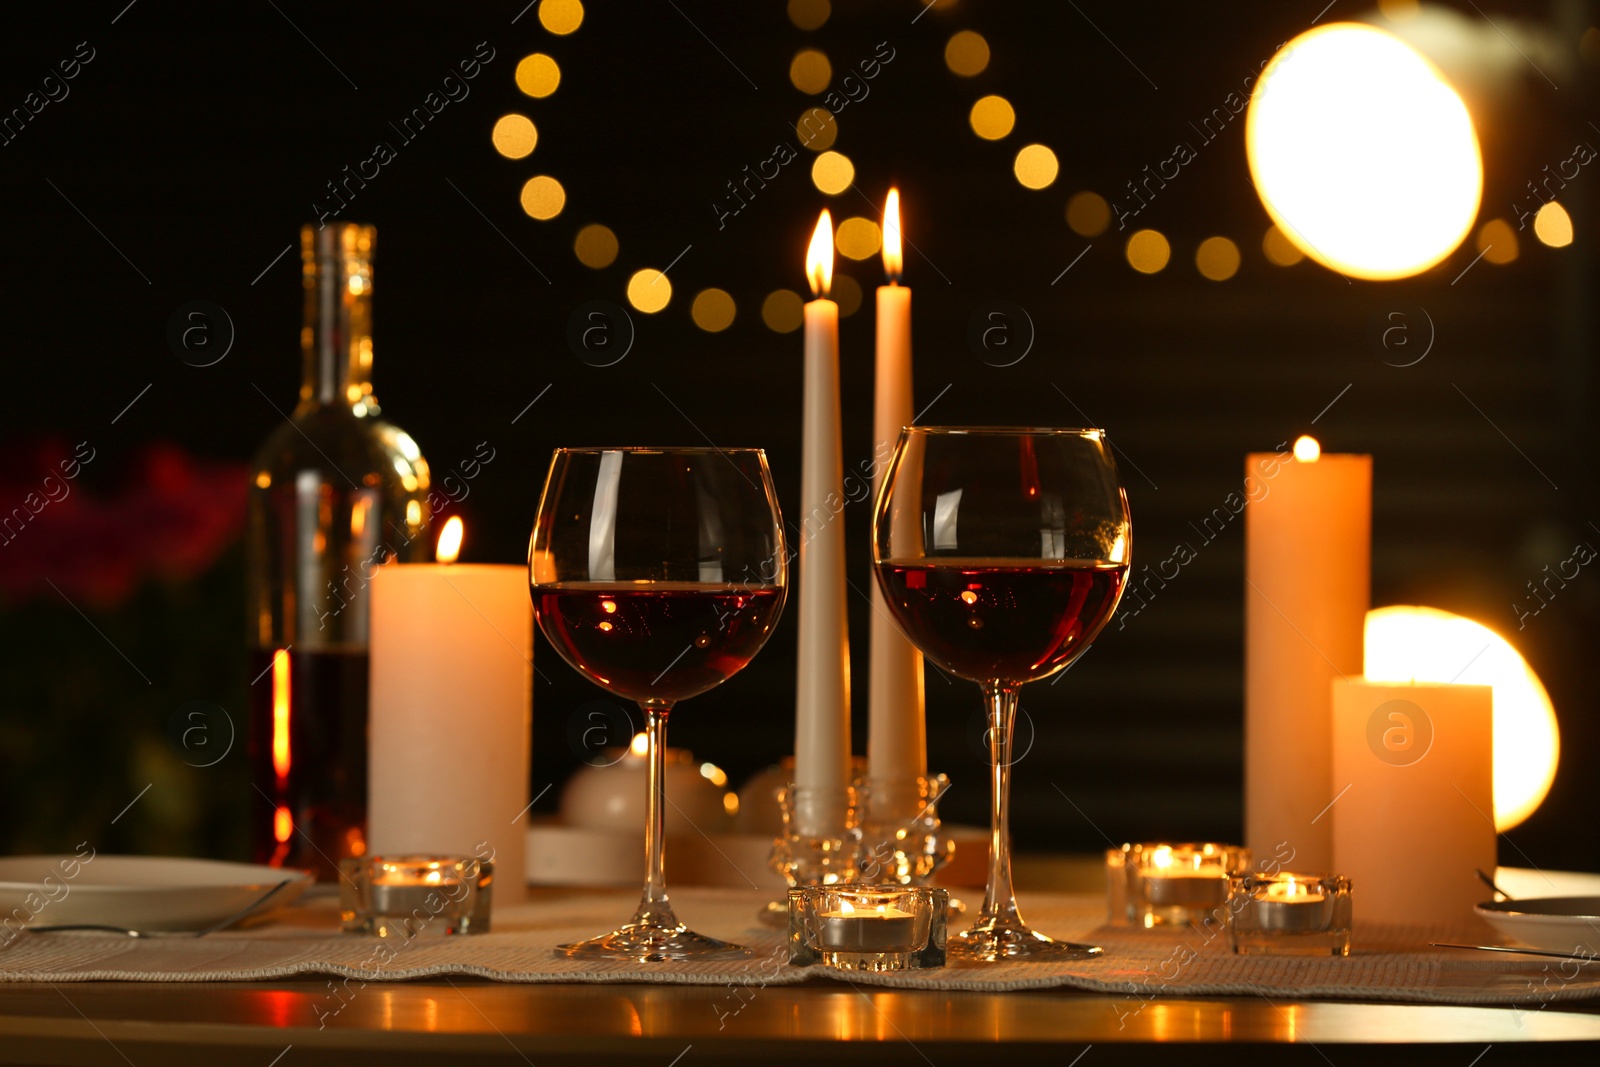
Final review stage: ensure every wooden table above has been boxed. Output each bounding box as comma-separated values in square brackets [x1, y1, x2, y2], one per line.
[1, 979, 1597, 1065]
[1, 858, 1595, 1064]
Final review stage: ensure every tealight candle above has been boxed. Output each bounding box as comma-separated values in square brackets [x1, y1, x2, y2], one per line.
[788, 885, 944, 971]
[1228, 872, 1352, 956]
[1126, 843, 1251, 928]
[818, 902, 919, 951]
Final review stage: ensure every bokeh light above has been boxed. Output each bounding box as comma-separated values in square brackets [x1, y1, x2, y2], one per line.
[515, 53, 561, 98]
[787, 0, 830, 30]
[1196, 236, 1241, 281]
[945, 31, 990, 76]
[762, 289, 805, 333]
[811, 151, 854, 195]
[626, 269, 672, 313]
[1245, 23, 1482, 280]
[790, 49, 831, 94]
[574, 224, 618, 269]
[519, 176, 565, 220]
[1066, 191, 1111, 237]
[1534, 202, 1573, 248]
[836, 217, 881, 260]
[796, 107, 838, 151]
[832, 274, 862, 317]
[1262, 224, 1305, 266]
[1365, 605, 1560, 832]
[1475, 218, 1519, 265]
[1013, 144, 1059, 189]
[969, 95, 1015, 140]
[1126, 229, 1170, 274]
[491, 114, 537, 159]
[539, 0, 584, 35]
[690, 288, 736, 332]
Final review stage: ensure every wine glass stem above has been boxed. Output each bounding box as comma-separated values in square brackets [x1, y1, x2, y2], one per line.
[980, 683, 1024, 931]
[633, 702, 678, 929]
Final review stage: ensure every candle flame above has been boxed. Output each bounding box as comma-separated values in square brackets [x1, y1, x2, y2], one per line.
[806, 209, 834, 298]
[1293, 435, 1321, 463]
[630, 731, 649, 757]
[437, 515, 464, 563]
[882, 188, 903, 283]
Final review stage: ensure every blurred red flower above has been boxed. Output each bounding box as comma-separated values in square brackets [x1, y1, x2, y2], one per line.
[0, 439, 246, 609]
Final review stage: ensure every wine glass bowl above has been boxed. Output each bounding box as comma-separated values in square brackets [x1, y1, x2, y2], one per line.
[529, 448, 787, 961]
[872, 427, 1130, 962]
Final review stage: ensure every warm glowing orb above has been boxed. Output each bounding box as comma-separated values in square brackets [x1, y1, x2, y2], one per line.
[1246, 23, 1482, 281]
[1364, 606, 1559, 831]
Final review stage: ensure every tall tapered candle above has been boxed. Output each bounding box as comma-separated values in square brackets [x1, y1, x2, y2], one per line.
[794, 209, 852, 837]
[1244, 435, 1370, 872]
[868, 189, 926, 794]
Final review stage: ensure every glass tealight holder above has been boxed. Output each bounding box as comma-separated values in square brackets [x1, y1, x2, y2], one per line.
[1228, 872, 1352, 957]
[1125, 843, 1251, 929]
[852, 773, 955, 886]
[788, 885, 946, 972]
[1105, 844, 1131, 925]
[339, 855, 493, 937]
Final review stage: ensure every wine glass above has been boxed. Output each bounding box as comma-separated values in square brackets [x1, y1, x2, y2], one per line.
[871, 427, 1130, 962]
[529, 448, 788, 961]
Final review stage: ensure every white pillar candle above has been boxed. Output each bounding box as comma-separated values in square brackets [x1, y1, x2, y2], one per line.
[868, 188, 926, 795]
[1331, 679, 1495, 927]
[794, 209, 852, 837]
[368, 521, 532, 906]
[1244, 436, 1370, 871]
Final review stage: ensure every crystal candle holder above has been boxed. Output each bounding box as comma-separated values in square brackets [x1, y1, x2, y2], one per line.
[788, 885, 946, 971]
[1228, 872, 1353, 957]
[1125, 843, 1251, 929]
[852, 773, 954, 885]
[770, 783, 860, 888]
[339, 855, 493, 937]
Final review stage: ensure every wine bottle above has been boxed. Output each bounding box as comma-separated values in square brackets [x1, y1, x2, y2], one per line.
[246, 223, 430, 879]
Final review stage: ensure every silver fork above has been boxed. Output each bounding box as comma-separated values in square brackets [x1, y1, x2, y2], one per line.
[24, 878, 297, 939]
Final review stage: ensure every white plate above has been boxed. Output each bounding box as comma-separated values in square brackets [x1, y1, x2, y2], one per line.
[1476, 896, 1600, 955]
[0, 855, 311, 933]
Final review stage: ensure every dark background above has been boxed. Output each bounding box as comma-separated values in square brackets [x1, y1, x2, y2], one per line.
[0, 0, 1594, 866]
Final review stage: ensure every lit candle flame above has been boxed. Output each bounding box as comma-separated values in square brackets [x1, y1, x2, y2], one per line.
[806, 209, 834, 298]
[437, 515, 464, 563]
[1293, 435, 1321, 463]
[630, 731, 649, 757]
[882, 188, 903, 283]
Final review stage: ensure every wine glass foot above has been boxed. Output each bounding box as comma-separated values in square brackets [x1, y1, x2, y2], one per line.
[556, 921, 753, 963]
[950, 923, 1103, 963]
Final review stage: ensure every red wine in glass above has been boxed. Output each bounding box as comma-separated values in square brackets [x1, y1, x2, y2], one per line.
[534, 584, 784, 704]
[875, 560, 1126, 684]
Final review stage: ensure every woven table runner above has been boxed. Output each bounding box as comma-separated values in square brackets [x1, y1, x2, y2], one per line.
[1, 888, 1595, 1010]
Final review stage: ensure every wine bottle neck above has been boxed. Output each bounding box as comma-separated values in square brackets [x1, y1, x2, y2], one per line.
[300, 223, 379, 415]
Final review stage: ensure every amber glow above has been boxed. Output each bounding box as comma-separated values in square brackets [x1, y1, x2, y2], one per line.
[1293, 435, 1321, 462]
[273, 805, 292, 844]
[1364, 606, 1561, 831]
[436, 516, 464, 563]
[1245, 23, 1482, 280]
[630, 732, 650, 757]
[807, 210, 834, 297]
[1534, 202, 1573, 248]
[882, 188, 903, 283]
[271, 649, 291, 780]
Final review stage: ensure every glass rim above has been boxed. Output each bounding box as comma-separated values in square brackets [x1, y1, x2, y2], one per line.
[902, 426, 1105, 437]
[549, 446, 768, 455]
